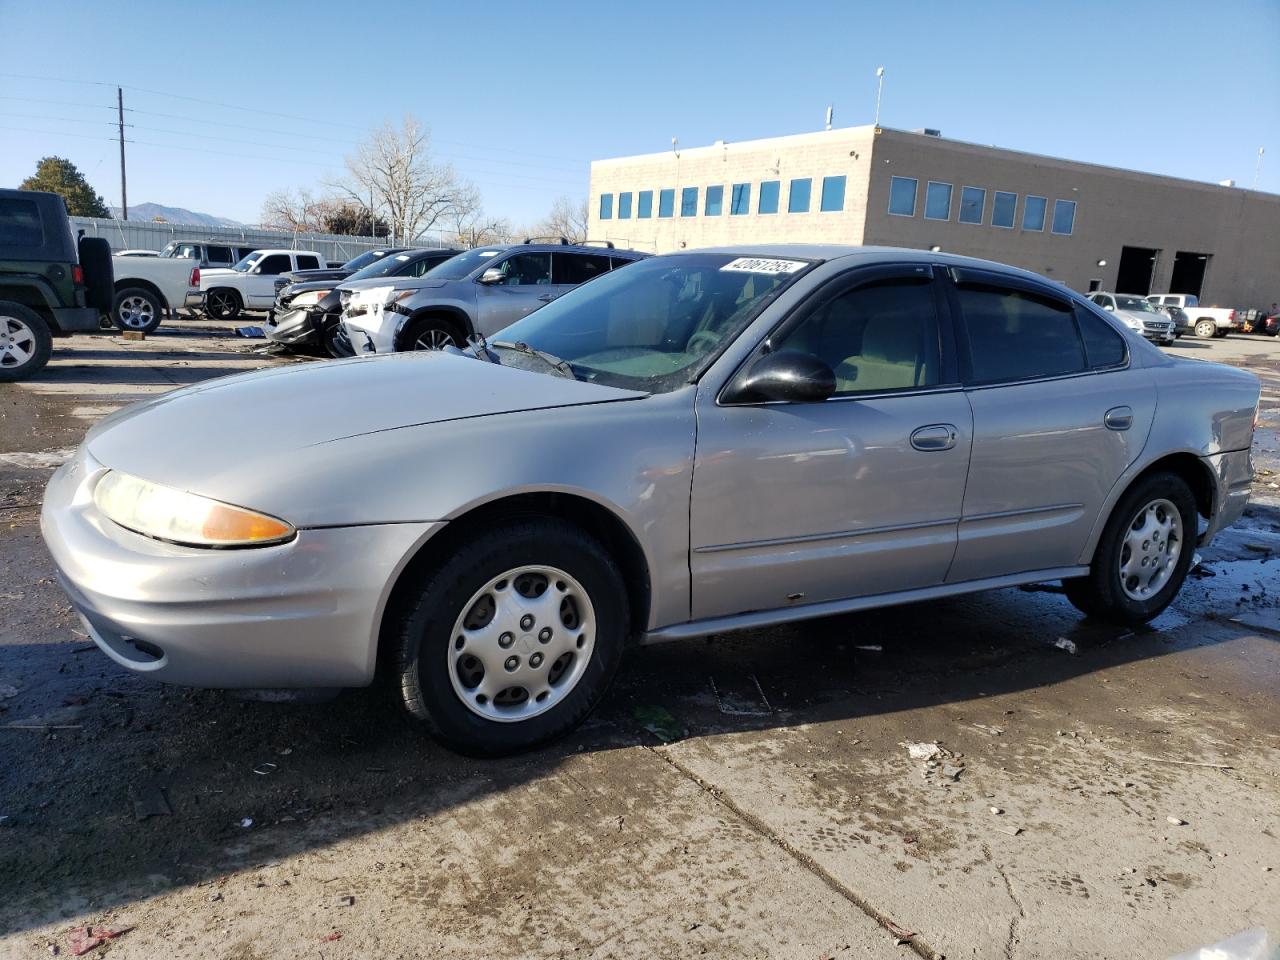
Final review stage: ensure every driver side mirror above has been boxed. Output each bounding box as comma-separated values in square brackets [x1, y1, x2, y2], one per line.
[478, 267, 504, 285]
[724, 350, 836, 404]
[1103, 304, 1114, 311]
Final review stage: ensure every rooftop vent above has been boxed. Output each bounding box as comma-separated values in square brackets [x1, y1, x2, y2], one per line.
[1218, 178, 1236, 187]
[912, 128, 942, 137]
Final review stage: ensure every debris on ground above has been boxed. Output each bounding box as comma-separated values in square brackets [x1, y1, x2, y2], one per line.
[906, 742, 942, 761]
[319, 932, 342, 943]
[1167, 926, 1273, 960]
[133, 780, 172, 820]
[234, 326, 266, 338]
[239, 817, 254, 829]
[1167, 816, 1187, 826]
[854, 645, 883, 652]
[66, 925, 132, 956]
[942, 764, 964, 781]
[707, 676, 771, 716]
[333, 895, 355, 908]
[633, 705, 687, 743]
[990, 807, 1005, 815]
[1053, 637, 1079, 654]
[995, 825, 1023, 837]
[253, 762, 278, 776]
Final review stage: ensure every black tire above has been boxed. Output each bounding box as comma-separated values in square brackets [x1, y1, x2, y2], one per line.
[205, 288, 242, 322]
[393, 517, 628, 756]
[401, 315, 461, 352]
[1063, 471, 1197, 626]
[0, 301, 54, 383]
[111, 286, 163, 333]
[1193, 319, 1216, 339]
[77, 237, 115, 313]
[321, 315, 353, 358]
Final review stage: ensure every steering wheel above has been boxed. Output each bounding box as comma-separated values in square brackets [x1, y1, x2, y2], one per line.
[686, 330, 720, 355]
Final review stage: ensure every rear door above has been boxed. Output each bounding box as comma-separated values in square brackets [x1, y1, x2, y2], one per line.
[689, 263, 973, 619]
[551, 252, 612, 301]
[946, 268, 1155, 581]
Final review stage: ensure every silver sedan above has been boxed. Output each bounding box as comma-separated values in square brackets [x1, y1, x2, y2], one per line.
[42, 246, 1261, 755]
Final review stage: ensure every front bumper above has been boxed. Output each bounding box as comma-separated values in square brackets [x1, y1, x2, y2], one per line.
[40, 447, 440, 689]
[51, 306, 104, 333]
[265, 306, 324, 346]
[1200, 448, 1254, 546]
[341, 305, 400, 355]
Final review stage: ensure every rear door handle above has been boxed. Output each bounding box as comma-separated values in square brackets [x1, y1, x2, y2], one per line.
[1104, 406, 1133, 431]
[910, 423, 958, 452]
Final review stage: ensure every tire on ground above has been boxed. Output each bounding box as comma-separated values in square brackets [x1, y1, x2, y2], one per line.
[0, 301, 54, 383]
[1062, 471, 1197, 626]
[393, 517, 628, 756]
[111, 286, 164, 333]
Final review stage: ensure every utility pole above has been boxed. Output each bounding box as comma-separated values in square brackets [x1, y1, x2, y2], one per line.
[1254, 146, 1265, 190]
[873, 67, 885, 128]
[117, 87, 128, 220]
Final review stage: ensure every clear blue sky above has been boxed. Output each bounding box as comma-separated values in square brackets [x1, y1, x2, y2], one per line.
[1, 0, 1276, 233]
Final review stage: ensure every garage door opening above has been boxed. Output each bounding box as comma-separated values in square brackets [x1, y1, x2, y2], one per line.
[1115, 246, 1159, 294]
[1169, 251, 1210, 299]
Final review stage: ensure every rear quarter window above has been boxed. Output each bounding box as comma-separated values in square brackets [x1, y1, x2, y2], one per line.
[1075, 304, 1128, 369]
[957, 282, 1086, 383]
[0, 198, 44, 246]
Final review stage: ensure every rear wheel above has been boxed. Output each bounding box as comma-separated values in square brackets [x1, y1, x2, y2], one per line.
[112, 287, 163, 333]
[1063, 472, 1196, 626]
[1194, 319, 1216, 339]
[0, 302, 53, 382]
[205, 289, 242, 322]
[393, 518, 628, 756]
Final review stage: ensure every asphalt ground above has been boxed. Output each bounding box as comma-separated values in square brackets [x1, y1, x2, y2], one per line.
[1, 324, 1278, 959]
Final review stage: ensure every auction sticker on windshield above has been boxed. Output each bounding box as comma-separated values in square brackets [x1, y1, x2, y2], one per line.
[720, 257, 807, 274]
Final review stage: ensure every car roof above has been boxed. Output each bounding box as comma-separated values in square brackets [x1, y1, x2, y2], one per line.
[474, 242, 646, 258]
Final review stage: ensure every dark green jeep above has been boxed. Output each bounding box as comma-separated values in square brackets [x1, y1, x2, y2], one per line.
[0, 188, 114, 382]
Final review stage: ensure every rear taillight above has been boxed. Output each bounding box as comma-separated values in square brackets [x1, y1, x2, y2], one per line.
[1229, 309, 1236, 321]
[72, 265, 84, 285]
[190, 267, 200, 287]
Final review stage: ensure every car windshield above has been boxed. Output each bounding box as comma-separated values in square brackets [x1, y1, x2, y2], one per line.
[423, 247, 507, 281]
[348, 252, 425, 281]
[160, 241, 179, 257]
[493, 253, 813, 392]
[1116, 296, 1156, 312]
[343, 250, 388, 271]
[232, 253, 261, 273]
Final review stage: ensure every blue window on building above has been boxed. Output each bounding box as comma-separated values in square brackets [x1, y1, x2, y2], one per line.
[617, 192, 632, 219]
[730, 182, 751, 215]
[788, 178, 812, 213]
[681, 186, 698, 217]
[1022, 195, 1047, 231]
[992, 191, 1017, 228]
[637, 190, 653, 219]
[658, 189, 675, 218]
[1052, 199, 1077, 235]
[820, 175, 846, 212]
[888, 176, 917, 216]
[758, 180, 780, 214]
[705, 185, 724, 216]
[599, 193, 613, 220]
[925, 181, 952, 220]
[959, 186, 986, 224]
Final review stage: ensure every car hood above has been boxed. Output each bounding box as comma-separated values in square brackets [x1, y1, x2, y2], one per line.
[282, 279, 341, 296]
[84, 351, 646, 496]
[1115, 309, 1165, 324]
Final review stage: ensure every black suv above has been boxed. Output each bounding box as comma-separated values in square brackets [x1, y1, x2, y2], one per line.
[0, 189, 114, 382]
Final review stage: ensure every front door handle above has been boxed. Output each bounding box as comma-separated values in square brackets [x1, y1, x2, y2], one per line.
[537, 294, 556, 303]
[1104, 406, 1133, 431]
[910, 423, 958, 452]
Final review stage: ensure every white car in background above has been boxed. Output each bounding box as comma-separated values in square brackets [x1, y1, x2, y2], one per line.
[200, 249, 323, 321]
[1146, 293, 1239, 339]
[1088, 292, 1176, 345]
[109, 252, 203, 333]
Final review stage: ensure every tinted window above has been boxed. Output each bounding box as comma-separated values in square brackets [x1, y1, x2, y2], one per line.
[704, 185, 724, 216]
[658, 189, 675, 218]
[1022, 196, 1047, 231]
[236, 248, 257, 260]
[408, 256, 440, 277]
[788, 178, 812, 213]
[609, 256, 637, 270]
[637, 190, 653, 218]
[0, 198, 43, 246]
[554, 252, 612, 285]
[958, 283, 1085, 383]
[1076, 306, 1127, 368]
[820, 175, 846, 212]
[774, 277, 941, 395]
[925, 181, 952, 220]
[599, 193, 613, 220]
[888, 176, 916, 216]
[296, 255, 320, 269]
[992, 191, 1017, 228]
[257, 254, 292, 274]
[758, 180, 780, 214]
[617, 192, 632, 219]
[494, 252, 551, 285]
[206, 246, 234, 264]
[680, 186, 698, 217]
[730, 182, 751, 215]
[1052, 199, 1077, 235]
[959, 186, 986, 224]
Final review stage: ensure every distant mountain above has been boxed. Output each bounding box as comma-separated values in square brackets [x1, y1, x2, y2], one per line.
[108, 202, 244, 228]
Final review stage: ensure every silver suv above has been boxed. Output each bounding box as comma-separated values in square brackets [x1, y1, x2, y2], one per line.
[341, 239, 646, 354]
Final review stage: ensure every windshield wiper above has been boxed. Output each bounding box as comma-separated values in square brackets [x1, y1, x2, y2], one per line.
[465, 331, 501, 364]
[491, 340, 576, 379]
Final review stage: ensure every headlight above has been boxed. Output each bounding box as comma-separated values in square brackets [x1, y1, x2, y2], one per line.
[93, 471, 295, 548]
[289, 290, 331, 308]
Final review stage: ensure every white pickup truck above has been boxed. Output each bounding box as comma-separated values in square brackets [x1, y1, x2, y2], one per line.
[109, 254, 203, 333]
[1146, 293, 1239, 339]
[199, 249, 323, 321]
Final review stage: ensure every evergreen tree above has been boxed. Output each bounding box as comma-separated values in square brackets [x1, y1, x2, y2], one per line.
[19, 156, 111, 218]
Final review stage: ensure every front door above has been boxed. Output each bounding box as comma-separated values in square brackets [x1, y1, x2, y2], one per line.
[247, 253, 292, 308]
[946, 268, 1156, 580]
[689, 264, 973, 620]
[475, 251, 553, 336]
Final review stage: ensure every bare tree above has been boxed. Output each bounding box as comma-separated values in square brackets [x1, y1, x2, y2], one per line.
[446, 196, 514, 248]
[332, 116, 479, 245]
[531, 195, 589, 243]
[259, 188, 327, 232]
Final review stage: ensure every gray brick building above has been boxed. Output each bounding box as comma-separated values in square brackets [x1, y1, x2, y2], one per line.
[588, 125, 1280, 308]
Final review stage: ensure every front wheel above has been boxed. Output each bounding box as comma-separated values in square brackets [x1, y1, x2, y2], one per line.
[205, 289, 242, 322]
[403, 317, 461, 352]
[321, 316, 353, 358]
[393, 518, 628, 756]
[1063, 472, 1196, 626]
[1194, 320, 1216, 339]
[0, 302, 53, 382]
[112, 287, 163, 333]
